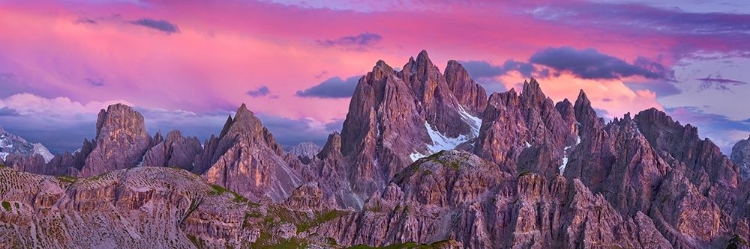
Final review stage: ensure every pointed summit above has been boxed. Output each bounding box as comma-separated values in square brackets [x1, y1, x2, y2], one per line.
[202, 103, 301, 202]
[521, 77, 547, 104]
[444, 60, 488, 115]
[238, 103, 249, 113]
[218, 103, 265, 143]
[318, 132, 342, 159]
[231, 103, 258, 126]
[218, 115, 233, 139]
[416, 50, 432, 65]
[573, 89, 602, 132]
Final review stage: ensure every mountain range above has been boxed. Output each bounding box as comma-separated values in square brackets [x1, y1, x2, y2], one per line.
[1, 50, 750, 248]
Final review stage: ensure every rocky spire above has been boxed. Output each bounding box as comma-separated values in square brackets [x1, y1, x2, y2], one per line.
[79, 104, 152, 177]
[444, 60, 488, 115]
[317, 132, 342, 159]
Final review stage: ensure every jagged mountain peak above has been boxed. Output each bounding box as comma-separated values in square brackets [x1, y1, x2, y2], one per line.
[444, 59, 488, 115]
[317, 132, 342, 159]
[219, 103, 263, 138]
[415, 49, 433, 66]
[575, 89, 590, 104]
[200, 103, 301, 202]
[0, 127, 54, 163]
[339, 50, 488, 200]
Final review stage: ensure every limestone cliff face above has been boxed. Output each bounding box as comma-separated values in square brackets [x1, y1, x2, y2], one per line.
[198, 104, 303, 203]
[79, 104, 152, 177]
[444, 60, 488, 116]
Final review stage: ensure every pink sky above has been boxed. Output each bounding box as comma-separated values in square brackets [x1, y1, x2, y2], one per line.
[1, 0, 749, 153]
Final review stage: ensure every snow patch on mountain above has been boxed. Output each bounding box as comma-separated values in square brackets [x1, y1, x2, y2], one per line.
[33, 143, 54, 163]
[409, 106, 484, 162]
[560, 145, 572, 174]
[458, 105, 482, 138]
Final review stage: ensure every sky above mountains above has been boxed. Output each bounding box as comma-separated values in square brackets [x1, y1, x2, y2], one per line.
[1, 0, 749, 154]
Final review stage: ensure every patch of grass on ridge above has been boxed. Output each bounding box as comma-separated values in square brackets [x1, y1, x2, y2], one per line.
[2, 201, 11, 212]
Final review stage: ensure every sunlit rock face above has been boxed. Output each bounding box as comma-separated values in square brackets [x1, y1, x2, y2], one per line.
[79, 104, 152, 177]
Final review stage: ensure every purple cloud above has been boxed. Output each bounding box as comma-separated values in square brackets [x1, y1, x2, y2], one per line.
[529, 47, 673, 80]
[460, 60, 537, 79]
[697, 74, 747, 92]
[296, 76, 360, 99]
[247, 86, 271, 98]
[85, 78, 105, 87]
[317, 32, 382, 50]
[130, 18, 180, 34]
[528, 3, 750, 59]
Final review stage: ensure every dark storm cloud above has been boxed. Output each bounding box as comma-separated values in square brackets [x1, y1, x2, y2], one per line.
[529, 47, 673, 80]
[130, 18, 180, 34]
[296, 76, 360, 99]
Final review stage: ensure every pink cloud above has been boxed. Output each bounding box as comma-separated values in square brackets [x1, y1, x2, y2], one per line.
[0, 0, 747, 131]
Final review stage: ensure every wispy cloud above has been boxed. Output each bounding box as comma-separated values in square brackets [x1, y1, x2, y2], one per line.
[697, 74, 747, 92]
[317, 32, 382, 51]
[130, 18, 179, 34]
[85, 78, 105, 87]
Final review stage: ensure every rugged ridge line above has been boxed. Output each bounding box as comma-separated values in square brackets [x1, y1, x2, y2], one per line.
[2, 50, 749, 248]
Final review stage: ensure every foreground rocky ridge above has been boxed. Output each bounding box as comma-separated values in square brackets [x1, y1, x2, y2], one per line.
[0, 166, 357, 248]
[1, 51, 749, 248]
